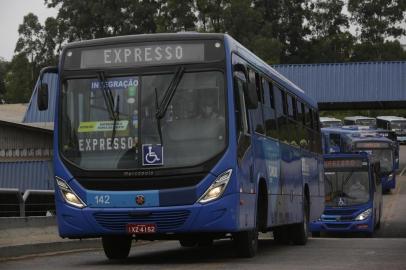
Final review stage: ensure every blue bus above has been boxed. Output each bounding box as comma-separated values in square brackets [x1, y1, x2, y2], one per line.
[322, 127, 397, 192]
[310, 153, 382, 236]
[37, 33, 324, 259]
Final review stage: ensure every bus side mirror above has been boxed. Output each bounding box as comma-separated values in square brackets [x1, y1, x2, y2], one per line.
[36, 66, 58, 111]
[37, 83, 49, 111]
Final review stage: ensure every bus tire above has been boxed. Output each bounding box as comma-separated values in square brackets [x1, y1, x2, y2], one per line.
[273, 226, 290, 244]
[233, 228, 258, 258]
[198, 238, 214, 247]
[291, 196, 309, 245]
[311, 231, 320, 237]
[375, 204, 382, 229]
[102, 235, 132, 260]
[179, 239, 198, 247]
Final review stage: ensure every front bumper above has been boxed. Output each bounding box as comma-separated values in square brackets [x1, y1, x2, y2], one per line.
[310, 216, 374, 233]
[56, 192, 240, 238]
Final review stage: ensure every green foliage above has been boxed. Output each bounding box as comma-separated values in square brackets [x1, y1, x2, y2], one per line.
[351, 40, 406, 61]
[4, 54, 33, 103]
[348, 0, 406, 44]
[0, 58, 9, 101]
[3, 0, 406, 105]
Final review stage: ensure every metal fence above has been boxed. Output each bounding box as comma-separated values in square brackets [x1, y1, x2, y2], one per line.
[0, 188, 55, 217]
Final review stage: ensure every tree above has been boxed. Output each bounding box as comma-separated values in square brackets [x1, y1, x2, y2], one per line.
[351, 40, 406, 61]
[156, 0, 197, 32]
[14, 13, 43, 81]
[4, 54, 33, 103]
[308, 0, 349, 39]
[348, 0, 406, 44]
[253, 0, 313, 63]
[0, 58, 9, 102]
[196, 0, 229, 32]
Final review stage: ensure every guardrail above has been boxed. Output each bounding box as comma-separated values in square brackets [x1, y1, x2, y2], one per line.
[0, 188, 55, 217]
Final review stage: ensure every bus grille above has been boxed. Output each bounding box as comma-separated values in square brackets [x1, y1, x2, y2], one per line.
[325, 223, 350, 229]
[324, 208, 358, 216]
[93, 210, 190, 231]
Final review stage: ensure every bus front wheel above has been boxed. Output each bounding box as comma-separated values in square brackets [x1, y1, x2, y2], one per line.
[102, 235, 132, 260]
[233, 228, 258, 258]
[291, 196, 309, 245]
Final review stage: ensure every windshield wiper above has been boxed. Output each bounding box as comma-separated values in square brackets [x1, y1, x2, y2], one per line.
[97, 71, 116, 121]
[154, 66, 185, 146]
[156, 66, 185, 119]
[97, 71, 119, 139]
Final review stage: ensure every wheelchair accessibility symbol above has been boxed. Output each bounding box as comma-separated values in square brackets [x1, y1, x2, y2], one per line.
[142, 144, 163, 166]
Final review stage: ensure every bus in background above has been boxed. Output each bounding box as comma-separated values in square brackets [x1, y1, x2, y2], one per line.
[376, 116, 406, 144]
[36, 33, 324, 259]
[310, 153, 382, 237]
[320, 117, 342, 128]
[343, 116, 376, 128]
[322, 127, 397, 192]
[331, 125, 399, 170]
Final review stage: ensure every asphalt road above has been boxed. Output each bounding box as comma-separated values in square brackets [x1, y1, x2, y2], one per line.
[3, 149, 406, 269]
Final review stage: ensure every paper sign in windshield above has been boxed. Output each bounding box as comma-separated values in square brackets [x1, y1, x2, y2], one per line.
[78, 120, 129, 133]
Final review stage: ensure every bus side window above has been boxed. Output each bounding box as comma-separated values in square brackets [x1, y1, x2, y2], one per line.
[275, 86, 287, 142]
[234, 76, 249, 137]
[262, 78, 278, 138]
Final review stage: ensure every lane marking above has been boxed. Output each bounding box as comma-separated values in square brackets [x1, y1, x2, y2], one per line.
[400, 166, 406, 176]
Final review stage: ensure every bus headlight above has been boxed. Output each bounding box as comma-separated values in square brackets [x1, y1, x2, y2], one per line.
[56, 177, 86, 208]
[354, 208, 372, 221]
[198, 169, 232, 204]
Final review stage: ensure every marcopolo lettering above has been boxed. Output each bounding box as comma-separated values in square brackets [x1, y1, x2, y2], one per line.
[80, 43, 204, 68]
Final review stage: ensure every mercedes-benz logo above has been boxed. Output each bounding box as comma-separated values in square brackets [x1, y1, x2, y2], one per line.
[135, 195, 145, 205]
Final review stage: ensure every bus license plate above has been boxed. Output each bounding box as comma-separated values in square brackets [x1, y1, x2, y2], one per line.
[126, 224, 156, 234]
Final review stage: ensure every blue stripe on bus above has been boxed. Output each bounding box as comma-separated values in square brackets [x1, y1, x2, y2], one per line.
[86, 190, 159, 208]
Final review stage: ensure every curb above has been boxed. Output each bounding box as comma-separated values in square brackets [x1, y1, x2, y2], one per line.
[0, 239, 101, 261]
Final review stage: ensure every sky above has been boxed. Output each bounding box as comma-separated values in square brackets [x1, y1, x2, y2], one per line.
[0, 0, 58, 61]
[0, 1, 404, 61]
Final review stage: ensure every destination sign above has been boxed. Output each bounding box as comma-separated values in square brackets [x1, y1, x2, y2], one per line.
[356, 142, 389, 149]
[80, 43, 205, 68]
[324, 159, 365, 169]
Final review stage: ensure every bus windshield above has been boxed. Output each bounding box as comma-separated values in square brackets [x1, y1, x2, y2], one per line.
[356, 119, 376, 127]
[355, 148, 393, 174]
[321, 121, 342, 128]
[324, 170, 370, 207]
[60, 71, 226, 170]
[391, 121, 406, 130]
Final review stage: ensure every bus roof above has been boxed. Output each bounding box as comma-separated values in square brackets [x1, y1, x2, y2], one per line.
[322, 127, 394, 143]
[320, 117, 341, 122]
[62, 32, 318, 109]
[344, 116, 375, 121]
[376, 116, 406, 122]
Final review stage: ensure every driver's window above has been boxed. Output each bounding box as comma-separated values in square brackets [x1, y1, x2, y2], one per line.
[234, 76, 249, 137]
